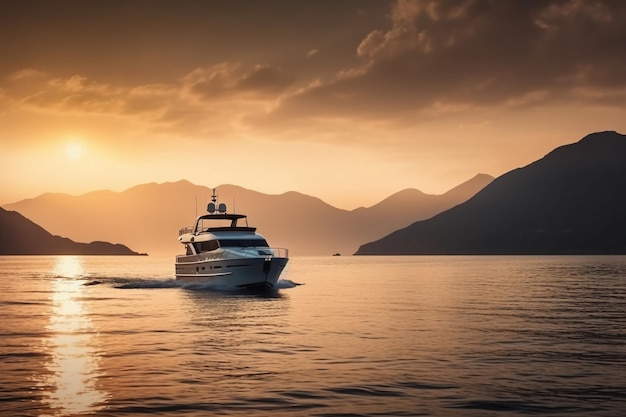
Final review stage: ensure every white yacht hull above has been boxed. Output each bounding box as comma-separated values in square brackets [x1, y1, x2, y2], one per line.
[175, 256, 288, 289]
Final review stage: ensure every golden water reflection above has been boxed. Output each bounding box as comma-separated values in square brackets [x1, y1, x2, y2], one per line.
[41, 256, 107, 416]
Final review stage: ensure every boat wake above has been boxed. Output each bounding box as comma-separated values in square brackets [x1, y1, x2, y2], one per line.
[113, 279, 183, 289]
[276, 279, 303, 289]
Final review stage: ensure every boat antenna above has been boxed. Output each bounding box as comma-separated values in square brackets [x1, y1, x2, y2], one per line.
[207, 188, 220, 214]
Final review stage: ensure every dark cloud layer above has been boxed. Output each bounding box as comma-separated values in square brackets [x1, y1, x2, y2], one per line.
[271, 0, 626, 123]
[0, 0, 388, 84]
[2, 0, 625, 137]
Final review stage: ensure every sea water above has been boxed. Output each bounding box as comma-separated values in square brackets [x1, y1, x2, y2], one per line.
[0, 255, 625, 416]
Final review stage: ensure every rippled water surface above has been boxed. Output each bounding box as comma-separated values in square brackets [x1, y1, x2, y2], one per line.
[1, 255, 625, 416]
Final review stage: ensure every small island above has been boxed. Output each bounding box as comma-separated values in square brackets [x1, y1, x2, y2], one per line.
[0, 207, 145, 255]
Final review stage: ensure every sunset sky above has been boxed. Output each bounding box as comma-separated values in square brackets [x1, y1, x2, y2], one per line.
[2, 0, 625, 209]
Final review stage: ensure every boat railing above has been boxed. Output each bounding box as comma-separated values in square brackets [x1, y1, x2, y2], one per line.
[178, 226, 194, 236]
[264, 247, 289, 259]
[176, 247, 288, 261]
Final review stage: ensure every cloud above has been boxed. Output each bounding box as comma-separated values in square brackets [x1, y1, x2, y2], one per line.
[183, 63, 295, 101]
[9, 68, 48, 81]
[2, 61, 298, 140]
[261, 0, 626, 125]
[5, 70, 126, 115]
[236, 65, 295, 94]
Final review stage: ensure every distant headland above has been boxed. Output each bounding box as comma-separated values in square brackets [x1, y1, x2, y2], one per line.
[0, 207, 146, 255]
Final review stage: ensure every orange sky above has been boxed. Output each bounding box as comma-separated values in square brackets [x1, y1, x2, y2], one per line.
[2, 0, 625, 209]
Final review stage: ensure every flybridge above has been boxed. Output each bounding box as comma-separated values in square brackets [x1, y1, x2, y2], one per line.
[189, 189, 256, 234]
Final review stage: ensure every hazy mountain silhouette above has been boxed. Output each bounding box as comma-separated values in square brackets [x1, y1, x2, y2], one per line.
[0, 208, 143, 255]
[356, 131, 626, 255]
[2, 175, 492, 256]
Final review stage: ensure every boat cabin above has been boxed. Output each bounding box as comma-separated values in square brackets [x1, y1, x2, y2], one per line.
[178, 196, 272, 257]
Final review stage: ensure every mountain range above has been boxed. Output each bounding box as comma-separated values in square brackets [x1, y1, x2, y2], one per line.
[356, 131, 626, 255]
[2, 175, 493, 256]
[0, 207, 143, 255]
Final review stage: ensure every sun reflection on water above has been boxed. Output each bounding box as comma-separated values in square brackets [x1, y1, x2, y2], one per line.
[51, 255, 85, 278]
[40, 256, 107, 416]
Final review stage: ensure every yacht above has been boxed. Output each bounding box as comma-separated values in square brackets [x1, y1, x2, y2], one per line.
[175, 190, 289, 289]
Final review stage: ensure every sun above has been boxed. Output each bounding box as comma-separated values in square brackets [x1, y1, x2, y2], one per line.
[65, 142, 83, 160]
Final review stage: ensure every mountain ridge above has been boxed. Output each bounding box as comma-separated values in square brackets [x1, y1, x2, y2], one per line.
[2, 175, 493, 256]
[355, 131, 626, 255]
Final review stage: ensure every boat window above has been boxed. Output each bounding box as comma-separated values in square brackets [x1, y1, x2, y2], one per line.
[193, 240, 220, 253]
[218, 239, 269, 248]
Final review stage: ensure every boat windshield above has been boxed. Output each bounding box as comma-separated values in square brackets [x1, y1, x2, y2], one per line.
[193, 240, 220, 253]
[195, 215, 253, 232]
[197, 218, 236, 230]
[192, 238, 269, 254]
[219, 239, 269, 248]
